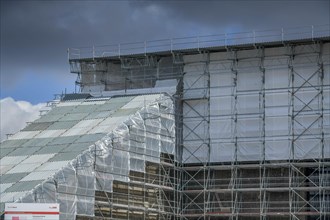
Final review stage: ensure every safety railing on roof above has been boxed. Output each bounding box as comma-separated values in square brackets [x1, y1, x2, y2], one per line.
[68, 24, 329, 60]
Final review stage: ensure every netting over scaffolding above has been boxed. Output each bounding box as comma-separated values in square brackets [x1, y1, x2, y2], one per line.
[181, 44, 330, 164]
[0, 93, 176, 219]
[178, 42, 330, 219]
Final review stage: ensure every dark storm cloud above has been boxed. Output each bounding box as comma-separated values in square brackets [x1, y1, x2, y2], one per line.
[1, 0, 329, 94]
[132, 0, 329, 32]
[0, 1, 129, 87]
[1, 1, 182, 89]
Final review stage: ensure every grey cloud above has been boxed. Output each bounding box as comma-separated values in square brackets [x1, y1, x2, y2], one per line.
[1, 0, 329, 95]
[133, 1, 329, 32]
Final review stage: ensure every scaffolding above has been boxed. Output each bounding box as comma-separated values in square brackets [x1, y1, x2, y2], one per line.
[65, 27, 330, 220]
[89, 156, 179, 220]
[178, 42, 330, 220]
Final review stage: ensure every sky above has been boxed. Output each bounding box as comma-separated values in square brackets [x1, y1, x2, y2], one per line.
[0, 0, 329, 140]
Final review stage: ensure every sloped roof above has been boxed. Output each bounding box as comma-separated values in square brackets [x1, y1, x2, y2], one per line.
[0, 93, 173, 215]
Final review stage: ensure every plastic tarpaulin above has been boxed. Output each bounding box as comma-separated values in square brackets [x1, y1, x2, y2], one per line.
[14, 94, 175, 219]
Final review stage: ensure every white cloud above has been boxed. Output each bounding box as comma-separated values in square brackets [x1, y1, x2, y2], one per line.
[0, 97, 46, 141]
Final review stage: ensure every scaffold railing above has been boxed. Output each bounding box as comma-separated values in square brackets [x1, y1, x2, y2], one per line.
[68, 24, 329, 60]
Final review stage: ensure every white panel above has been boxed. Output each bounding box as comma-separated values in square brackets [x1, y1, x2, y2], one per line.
[183, 72, 207, 98]
[265, 92, 289, 107]
[265, 107, 288, 117]
[0, 183, 13, 193]
[293, 66, 319, 86]
[325, 137, 330, 158]
[183, 63, 207, 99]
[237, 94, 260, 114]
[9, 131, 40, 140]
[210, 96, 233, 115]
[237, 58, 260, 68]
[323, 43, 330, 55]
[324, 88, 330, 109]
[22, 154, 55, 164]
[323, 43, 330, 59]
[87, 125, 112, 134]
[35, 129, 66, 138]
[6, 163, 41, 174]
[21, 171, 53, 181]
[237, 117, 261, 138]
[0, 156, 28, 165]
[209, 62, 228, 73]
[184, 73, 207, 89]
[210, 61, 232, 72]
[0, 165, 15, 174]
[293, 89, 321, 110]
[183, 100, 208, 117]
[183, 119, 208, 141]
[294, 139, 322, 159]
[265, 67, 289, 89]
[264, 56, 288, 68]
[294, 115, 321, 136]
[265, 116, 289, 136]
[72, 119, 103, 129]
[35, 161, 70, 171]
[210, 142, 235, 162]
[182, 141, 208, 163]
[98, 116, 127, 127]
[183, 99, 208, 144]
[265, 139, 290, 160]
[323, 54, 330, 65]
[210, 71, 233, 87]
[237, 141, 263, 161]
[325, 113, 330, 132]
[210, 86, 232, 96]
[237, 70, 262, 91]
[210, 118, 233, 139]
[183, 89, 207, 99]
[61, 127, 92, 136]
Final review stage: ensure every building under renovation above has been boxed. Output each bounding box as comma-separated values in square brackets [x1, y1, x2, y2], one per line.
[0, 25, 329, 220]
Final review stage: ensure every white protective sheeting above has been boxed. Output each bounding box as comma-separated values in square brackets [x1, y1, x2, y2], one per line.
[183, 63, 208, 99]
[182, 99, 209, 163]
[183, 45, 330, 163]
[3, 94, 175, 219]
[8, 131, 41, 140]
